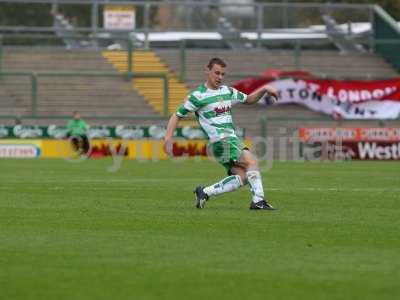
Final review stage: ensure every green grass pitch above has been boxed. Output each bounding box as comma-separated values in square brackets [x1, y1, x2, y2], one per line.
[0, 158, 399, 299]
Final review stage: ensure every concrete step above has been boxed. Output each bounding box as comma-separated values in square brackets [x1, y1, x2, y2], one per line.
[2, 49, 160, 119]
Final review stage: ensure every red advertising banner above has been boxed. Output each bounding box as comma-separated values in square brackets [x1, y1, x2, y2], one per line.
[300, 128, 400, 160]
[299, 128, 400, 142]
[327, 141, 400, 160]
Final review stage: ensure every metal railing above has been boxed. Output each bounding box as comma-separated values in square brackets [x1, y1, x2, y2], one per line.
[0, 1, 374, 34]
[0, 1, 397, 55]
[0, 35, 2, 72]
[0, 2, 399, 73]
[0, 70, 170, 119]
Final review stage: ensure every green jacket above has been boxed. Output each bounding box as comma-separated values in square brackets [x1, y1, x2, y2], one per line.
[66, 119, 88, 137]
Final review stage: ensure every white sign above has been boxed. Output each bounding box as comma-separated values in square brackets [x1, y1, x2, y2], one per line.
[0, 144, 41, 158]
[104, 5, 136, 30]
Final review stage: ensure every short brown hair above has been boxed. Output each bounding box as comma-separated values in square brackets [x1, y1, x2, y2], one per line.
[207, 57, 226, 70]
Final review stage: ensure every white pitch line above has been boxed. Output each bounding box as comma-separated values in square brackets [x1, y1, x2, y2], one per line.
[266, 187, 400, 192]
[0, 178, 202, 184]
[1, 186, 399, 193]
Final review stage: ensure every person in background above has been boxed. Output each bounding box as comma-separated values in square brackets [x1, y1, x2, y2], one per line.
[66, 111, 90, 155]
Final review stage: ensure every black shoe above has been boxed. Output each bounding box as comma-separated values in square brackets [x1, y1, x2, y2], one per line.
[250, 199, 276, 210]
[194, 186, 209, 209]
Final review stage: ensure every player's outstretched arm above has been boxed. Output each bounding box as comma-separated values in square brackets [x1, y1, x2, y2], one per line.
[164, 113, 181, 156]
[245, 85, 278, 105]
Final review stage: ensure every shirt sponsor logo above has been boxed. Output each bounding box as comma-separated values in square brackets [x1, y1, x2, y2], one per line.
[214, 105, 231, 116]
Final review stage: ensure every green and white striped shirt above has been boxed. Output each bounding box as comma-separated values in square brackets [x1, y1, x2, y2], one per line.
[176, 84, 247, 142]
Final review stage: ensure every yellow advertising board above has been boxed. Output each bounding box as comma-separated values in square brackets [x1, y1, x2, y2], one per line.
[0, 139, 252, 160]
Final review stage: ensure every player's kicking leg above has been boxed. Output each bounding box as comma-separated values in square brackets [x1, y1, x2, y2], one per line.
[194, 174, 243, 208]
[194, 137, 244, 208]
